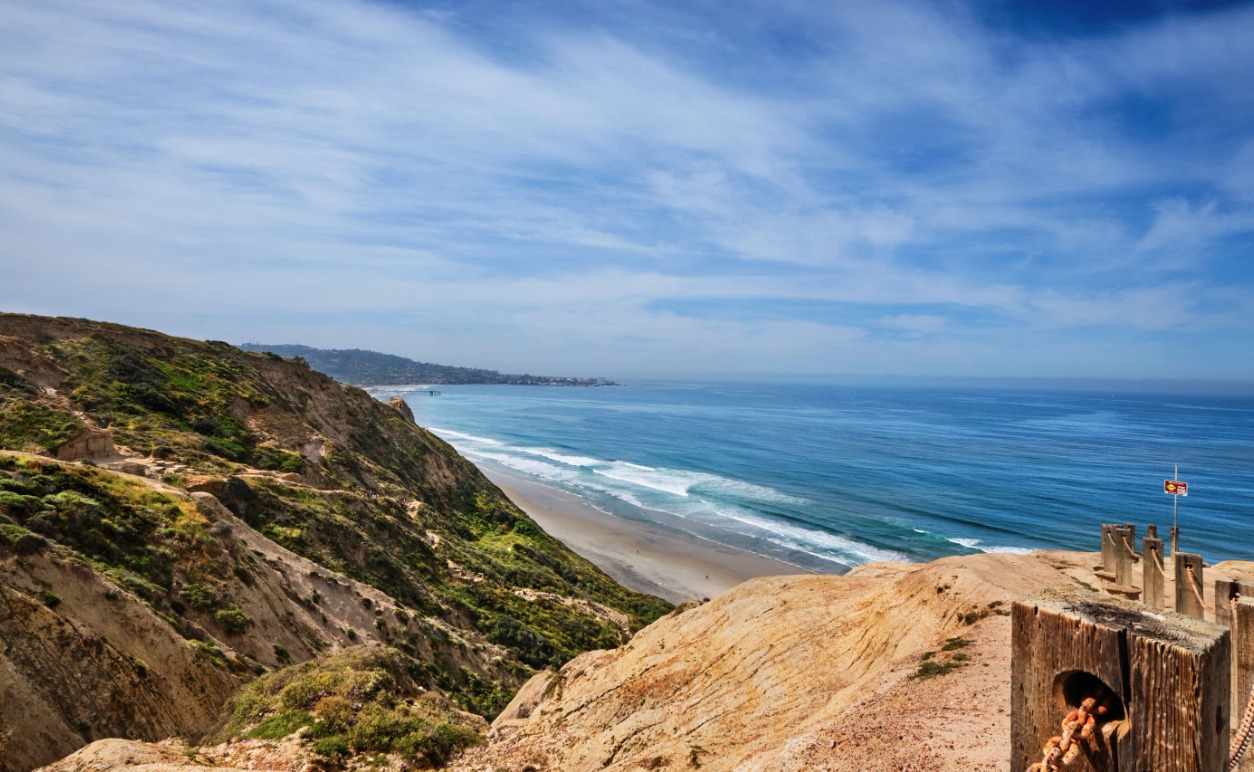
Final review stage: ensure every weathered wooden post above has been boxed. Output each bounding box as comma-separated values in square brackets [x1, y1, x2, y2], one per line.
[1098, 524, 1118, 580]
[1215, 580, 1254, 629]
[1176, 552, 1207, 620]
[1236, 598, 1254, 772]
[1142, 534, 1165, 610]
[1012, 585, 1230, 771]
[1111, 527, 1140, 600]
[1214, 579, 1254, 741]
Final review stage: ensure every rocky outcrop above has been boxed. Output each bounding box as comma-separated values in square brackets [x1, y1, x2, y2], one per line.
[53, 428, 117, 461]
[388, 396, 416, 423]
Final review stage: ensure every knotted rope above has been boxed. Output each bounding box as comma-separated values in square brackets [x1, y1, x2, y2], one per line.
[1120, 532, 1141, 562]
[1027, 691, 1116, 771]
[1184, 565, 1214, 614]
[1150, 546, 1165, 575]
[1229, 592, 1254, 771]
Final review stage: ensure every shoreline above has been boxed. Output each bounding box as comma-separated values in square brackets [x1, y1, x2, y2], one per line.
[481, 468, 805, 604]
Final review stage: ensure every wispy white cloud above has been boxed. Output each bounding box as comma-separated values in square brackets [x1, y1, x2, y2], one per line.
[0, 0, 1251, 378]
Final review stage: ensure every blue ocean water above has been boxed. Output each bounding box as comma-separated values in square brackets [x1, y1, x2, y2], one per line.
[390, 382, 1254, 572]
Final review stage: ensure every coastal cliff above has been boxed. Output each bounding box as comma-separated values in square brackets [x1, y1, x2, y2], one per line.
[0, 313, 666, 770]
[44, 550, 1254, 771]
[5, 314, 1251, 771]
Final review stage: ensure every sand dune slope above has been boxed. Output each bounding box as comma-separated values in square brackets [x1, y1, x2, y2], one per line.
[454, 551, 1106, 771]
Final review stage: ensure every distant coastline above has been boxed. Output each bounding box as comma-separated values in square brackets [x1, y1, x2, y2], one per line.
[240, 342, 617, 387]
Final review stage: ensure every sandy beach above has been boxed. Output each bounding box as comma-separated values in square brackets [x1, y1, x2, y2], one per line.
[483, 468, 805, 603]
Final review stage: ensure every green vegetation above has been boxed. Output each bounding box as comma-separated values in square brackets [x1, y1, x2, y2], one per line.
[238, 343, 614, 386]
[0, 316, 671, 742]
[0, 363, 84, 452]
[913, 659, 964, 679]
[214, 606, 253, 634]
[913, 637, 974, 679]
[221, 646, 482, 766]
[221, 476, 667, 670]
[0, 456, 227, 596]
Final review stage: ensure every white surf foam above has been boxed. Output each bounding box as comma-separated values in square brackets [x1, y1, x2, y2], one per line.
[429, 427, 503, 446]
[467, 451, 574, 482]
[516, 446, 603, 467]
[947, 536, 1034, 555]
[595, 462, 695, 497]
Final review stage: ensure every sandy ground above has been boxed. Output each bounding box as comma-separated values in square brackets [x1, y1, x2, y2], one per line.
[483, 469, 803, 603]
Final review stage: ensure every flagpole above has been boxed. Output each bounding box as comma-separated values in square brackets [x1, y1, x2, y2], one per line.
[1171, 463, 1179, 555]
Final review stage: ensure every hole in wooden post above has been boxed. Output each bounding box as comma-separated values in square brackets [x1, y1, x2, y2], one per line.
[1052, 670, 1125, 722]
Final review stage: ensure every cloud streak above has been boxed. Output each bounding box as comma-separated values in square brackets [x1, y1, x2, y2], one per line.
[1, 0, 1252, 378]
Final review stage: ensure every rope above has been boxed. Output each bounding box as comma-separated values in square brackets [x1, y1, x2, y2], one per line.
[1184, 565, 1214, 614]
[1027, 690, 1115, 771]
[1150, 547, 1165, 575]
[1120, 533, 1142, 562]
[1232, 688, 1254, 771]
[1230, 592, 1254, 771]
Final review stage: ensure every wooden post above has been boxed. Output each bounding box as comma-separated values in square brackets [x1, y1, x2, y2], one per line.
[1098, 524, 1117, 580]
[1012, 585, 1230, 771]
[1114, 532, 1138, 598]
[1122, 524, 1138, 564]
[1176, 552, 1207, 620]
[1142, 536, 1164, 610]
[1237, 597, 1254, 772]
[1146, 524, 1157, 539]
[1214, 579, 1254, 629]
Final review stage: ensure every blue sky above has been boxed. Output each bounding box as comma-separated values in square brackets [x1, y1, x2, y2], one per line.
[2, 0, 1252, 380]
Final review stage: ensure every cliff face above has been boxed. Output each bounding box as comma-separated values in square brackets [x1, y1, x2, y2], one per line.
[36, 551, 1254, 771]
[453, 551, 1122, 771]
[0, 313, 668, 770]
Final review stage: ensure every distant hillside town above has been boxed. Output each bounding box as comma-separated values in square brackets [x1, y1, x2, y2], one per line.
[239, 343, 615, 387]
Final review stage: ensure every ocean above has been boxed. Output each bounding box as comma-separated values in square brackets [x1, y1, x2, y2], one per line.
[387, 382, 1254, 572]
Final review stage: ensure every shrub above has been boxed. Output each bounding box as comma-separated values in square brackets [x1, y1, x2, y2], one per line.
[913, 659, 962, 679]
[220, 647, 483, 762]
[313, 735, 349, 757]
[182, 582, 220, 611]
[214, 606, 252, 634]
[247, 710, 314, 740]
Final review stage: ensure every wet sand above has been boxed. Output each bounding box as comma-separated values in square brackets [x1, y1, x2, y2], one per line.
[482, 468, 804, 604]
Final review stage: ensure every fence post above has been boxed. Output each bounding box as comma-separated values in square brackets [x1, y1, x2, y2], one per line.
[1012, 585, 1230, 771]
[1217, 582, 1254, 759]
[1098, 524, 1117, 580]
[1112, 529, 1139, 600]
[1176, 553, 1207, 620]
[1142, 535, 1165, 610]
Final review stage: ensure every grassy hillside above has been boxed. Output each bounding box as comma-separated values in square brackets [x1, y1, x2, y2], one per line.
[238, 342, 613, 386]
[0, 313, 667, 768]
